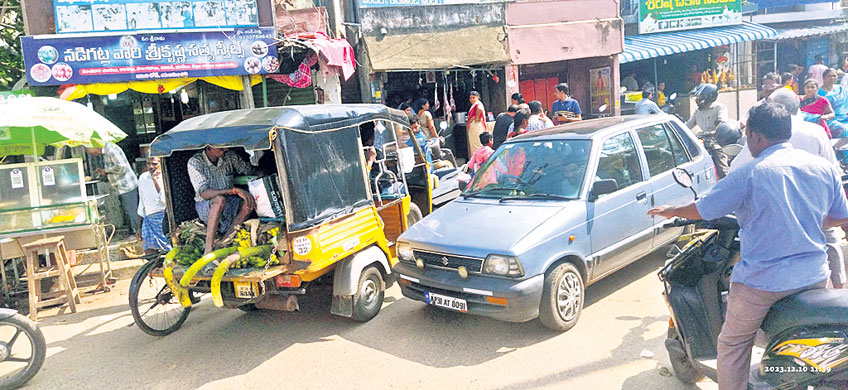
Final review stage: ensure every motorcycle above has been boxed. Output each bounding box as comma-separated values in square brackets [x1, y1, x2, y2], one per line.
[659, 168, 848, 389]
[429, 121, 470, 206]
[0, 309, 46, 389]
[661, 93, 681, 120]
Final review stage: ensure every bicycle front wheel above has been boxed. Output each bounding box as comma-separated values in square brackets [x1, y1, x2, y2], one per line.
[129, 260, 191, 336]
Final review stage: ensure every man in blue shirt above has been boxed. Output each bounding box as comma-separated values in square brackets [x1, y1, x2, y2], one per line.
[648, 103, 848, 390]
[634, 90, 662, 115]
[552, 83, 582, 125]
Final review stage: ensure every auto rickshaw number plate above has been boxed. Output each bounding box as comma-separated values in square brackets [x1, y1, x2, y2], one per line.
[234, 282, 258, 299]
[425, 292, 467, 313]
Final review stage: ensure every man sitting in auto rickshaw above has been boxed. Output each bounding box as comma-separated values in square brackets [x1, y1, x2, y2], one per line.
[187, 146, 257, 254]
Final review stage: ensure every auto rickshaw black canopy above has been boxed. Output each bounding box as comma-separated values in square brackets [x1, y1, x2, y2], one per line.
[150, 104, 411, 231]
[149, 104, 410, 157]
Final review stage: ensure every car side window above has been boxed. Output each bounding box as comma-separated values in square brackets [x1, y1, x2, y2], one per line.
[595, 133, 643, 195]
[663, 123, 691, 166]
[668, 121, 702, 159]
[636, 124, 676, 177]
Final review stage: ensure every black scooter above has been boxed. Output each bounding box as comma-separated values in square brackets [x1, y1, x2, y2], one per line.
[660, 168, 848, 389]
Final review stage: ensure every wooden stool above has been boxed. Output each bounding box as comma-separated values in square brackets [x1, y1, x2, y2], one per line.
[20, 236, 81, 320]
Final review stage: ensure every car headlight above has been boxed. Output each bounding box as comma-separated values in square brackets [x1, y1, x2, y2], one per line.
[397, 242, 414, 262]
[483, 254, 524, 277]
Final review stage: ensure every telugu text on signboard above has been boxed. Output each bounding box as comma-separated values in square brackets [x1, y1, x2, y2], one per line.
[53, 0, 258, 34]
[639, 0, 742, 35]
[21, 27, 279, 86]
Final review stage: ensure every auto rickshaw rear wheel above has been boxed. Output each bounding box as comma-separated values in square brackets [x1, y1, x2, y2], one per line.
[406, 203, 423, 227]
[351, 265, 384, 322]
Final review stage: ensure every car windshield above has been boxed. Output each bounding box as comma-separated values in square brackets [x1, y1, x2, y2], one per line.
[467, 140, 592, 199]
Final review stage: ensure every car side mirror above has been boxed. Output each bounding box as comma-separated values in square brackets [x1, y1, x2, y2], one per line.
[672, 168, 692, 188]
[589, 179, 617, 201]
[672, 167, 699, 200]
[458, 180, 468, 192]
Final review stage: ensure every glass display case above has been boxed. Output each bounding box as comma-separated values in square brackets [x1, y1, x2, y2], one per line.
[0, 159, 98, 235]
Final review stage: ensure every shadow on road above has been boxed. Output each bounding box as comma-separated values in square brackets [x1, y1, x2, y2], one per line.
[29, 250, 674, 389]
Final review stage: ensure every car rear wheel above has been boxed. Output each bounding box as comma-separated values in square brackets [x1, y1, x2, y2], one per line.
[539, 262, 584, 332]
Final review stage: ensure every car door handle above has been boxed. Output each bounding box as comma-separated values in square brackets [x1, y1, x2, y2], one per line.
[636, 192, 647, 202]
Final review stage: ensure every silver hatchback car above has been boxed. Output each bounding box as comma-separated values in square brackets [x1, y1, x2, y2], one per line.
[394, 115, 716, 331]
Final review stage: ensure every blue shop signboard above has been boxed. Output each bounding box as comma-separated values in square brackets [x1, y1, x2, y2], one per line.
[751, 0, 835, 7]
[54, 0, 258, 34]
[358, 0, 500, 7]
[21, 27, 280, 86]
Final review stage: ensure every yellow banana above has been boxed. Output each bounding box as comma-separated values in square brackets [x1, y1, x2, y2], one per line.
[211, 252, 241, 308]
[178, 246, 239, 307]
[163, 246, 191, 307]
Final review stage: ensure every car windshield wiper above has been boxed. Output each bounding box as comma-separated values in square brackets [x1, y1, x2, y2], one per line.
[462, 186, 522, 199]
[498, 193, 576, 203]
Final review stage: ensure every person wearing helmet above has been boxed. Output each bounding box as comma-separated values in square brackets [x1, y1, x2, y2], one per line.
[714, 120, 743, 147]
[686, 83, 730, 178]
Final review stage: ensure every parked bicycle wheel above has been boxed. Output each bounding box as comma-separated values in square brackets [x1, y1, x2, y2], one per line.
[129, 260, 191, 336]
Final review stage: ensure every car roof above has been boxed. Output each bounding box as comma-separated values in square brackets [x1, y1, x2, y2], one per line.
[505, 115, 677, 143]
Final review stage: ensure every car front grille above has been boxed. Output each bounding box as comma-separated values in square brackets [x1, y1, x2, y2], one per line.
[413, 250, 484, 273]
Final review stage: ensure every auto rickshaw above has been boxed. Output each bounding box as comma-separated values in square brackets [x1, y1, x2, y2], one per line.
[129, 104, 438, 336]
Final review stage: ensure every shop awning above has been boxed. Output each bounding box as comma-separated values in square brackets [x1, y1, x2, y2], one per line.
[620, 22, 778, 64]
[363, 26, 509, 71]
[770, 23, 848, 40]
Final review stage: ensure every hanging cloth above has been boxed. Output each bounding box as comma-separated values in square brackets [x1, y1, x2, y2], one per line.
[267, 54, 318, 88]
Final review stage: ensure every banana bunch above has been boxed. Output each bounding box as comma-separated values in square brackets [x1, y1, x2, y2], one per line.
[228, 254, 280, 269]
[234, 228, 252, 248]
[173, 244, 204, 266]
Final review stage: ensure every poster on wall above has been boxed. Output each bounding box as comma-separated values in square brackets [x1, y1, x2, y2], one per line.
[21, 27, 279, 86]
[54, 0, 258, 34]
[639, 0, 742, 35]
[589, 67, 611, 115]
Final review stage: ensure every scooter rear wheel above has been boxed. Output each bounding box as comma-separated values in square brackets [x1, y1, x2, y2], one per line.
[666, 327, 705, 384]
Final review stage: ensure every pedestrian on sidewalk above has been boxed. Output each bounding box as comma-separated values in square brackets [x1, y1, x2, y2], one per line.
[466, 91, 488, 156]
[552, 83, 582, 124]
[137, 156, 172, 253]
[467, 132, 494, 174]
[86, 142, 140, 234]
[808, 55, 829, 86]
[415, 98, 437, 139]
[493, 104, 518, 149]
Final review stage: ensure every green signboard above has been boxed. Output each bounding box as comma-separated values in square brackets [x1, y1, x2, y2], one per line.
[639, 0, 742, 34]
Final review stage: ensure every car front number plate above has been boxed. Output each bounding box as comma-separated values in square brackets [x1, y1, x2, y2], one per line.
[424, 292, 467, 313]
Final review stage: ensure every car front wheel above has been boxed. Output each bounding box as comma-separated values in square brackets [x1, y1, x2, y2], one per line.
[539, 262, 584, 332]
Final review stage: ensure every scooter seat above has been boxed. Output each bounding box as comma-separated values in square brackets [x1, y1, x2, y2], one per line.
[433, 167, 458, 180]
[762, 289, 848, 337]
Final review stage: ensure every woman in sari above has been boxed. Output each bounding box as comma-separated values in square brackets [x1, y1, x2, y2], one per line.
[800, 78, 835, 137]
[414, 98, 437, 139]
[818, 68, 848, 137]
[467, 91, 488, 156]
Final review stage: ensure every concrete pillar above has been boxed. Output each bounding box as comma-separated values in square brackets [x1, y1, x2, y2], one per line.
[240, 75, 255, 109]
[505, 65, 520, 107]
[313, 67, 342, 104]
